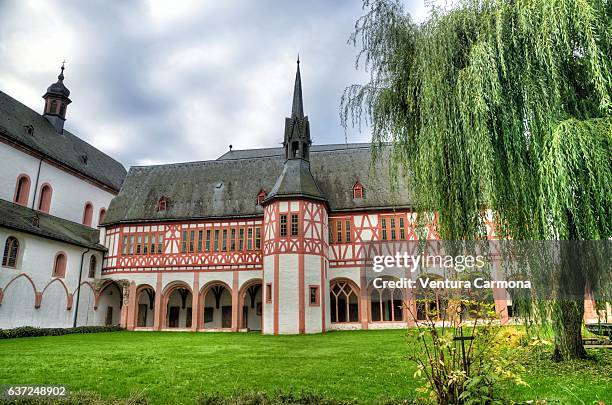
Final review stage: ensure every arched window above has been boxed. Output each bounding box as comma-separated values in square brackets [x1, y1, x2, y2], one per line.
[370, 282, 404, 322]
[330, 280, 360, 323]
[157, 196, 167, 212]
[99, 208, 107, 224]
[82, 202, 93, 227]
[88, 255, 97, 278]
[14, 174, 31, 206]
[2, 237, 19, 268]
[50, 100, 58, 114]
[53, 253, 67, 278]
[38, 184, 52, 213]
[353, 179, 364, 199]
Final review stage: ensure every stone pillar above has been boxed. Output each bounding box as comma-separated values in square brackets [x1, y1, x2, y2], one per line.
[126, 281, 137, 330]
[153, 273, 163, 330]
[119, 283, 130, 328]
[231, 271, 239, 331]
[191, 273, 200, 331]
[360, 267, 369, 329]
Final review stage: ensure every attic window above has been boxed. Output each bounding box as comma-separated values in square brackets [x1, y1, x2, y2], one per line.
[23, 125, 34, 136]
[353, 178, 364, 199]
[157, 196, 167, 212]
[80, 154, 89, 164]
[257, 189, 267, 205]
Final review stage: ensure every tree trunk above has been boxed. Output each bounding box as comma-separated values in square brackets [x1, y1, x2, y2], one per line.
[552, 239, 588, 361]
[552, 299, 587, 361]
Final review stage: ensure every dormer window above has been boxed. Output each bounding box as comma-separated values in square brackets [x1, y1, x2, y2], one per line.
[257, 189, 267, 205]
[353, 178, 364, 199]
[157, 196, 167, 212]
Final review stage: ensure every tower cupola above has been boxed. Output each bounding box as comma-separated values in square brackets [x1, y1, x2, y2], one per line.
[283, 57, 311, 161]
[42, 62, 72, 133]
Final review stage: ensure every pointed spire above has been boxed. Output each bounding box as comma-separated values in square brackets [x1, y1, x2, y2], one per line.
[58, 60, 65, 81]
[291, 56, 304, 119]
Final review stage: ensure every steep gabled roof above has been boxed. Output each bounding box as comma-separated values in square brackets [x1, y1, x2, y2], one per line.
[0, 91, 126, 192]
[0, 199, 105, 250]
[102, 144, 413, 225]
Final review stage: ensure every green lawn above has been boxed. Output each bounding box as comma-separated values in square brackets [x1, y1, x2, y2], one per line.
[0, 329, 610, 404]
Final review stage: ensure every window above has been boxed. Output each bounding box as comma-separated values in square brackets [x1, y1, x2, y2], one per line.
[291, 214, 299, 237]
[38, 184, 52, 213]
[53, 253, 67, 278]
[257, 190, 267, 205]
[280, 215, 287, 237]
[381, 218, 387, 240]
[222, 229, 228, 251]
[381, 215, 407, 241]
[266, 283, 272, 303]
[309, 286, 320, 306]
[181, 231, 187, 253]
[214, 230, 220, 251]
[157, 196, 167, 212]
[2, 237, 19, 268]
[197, 230, 203, 252]
[353, 179, 364, 199]
[255, 227, 261, 250]
[239, 228, 244, 250]
[205, 230, 211, 251]
[88, 255, 97, 278]
[230, 228, 236, 250]
[99, 208, 107, 224]
[330, 281, 359, 323]
[247, 228, 253, 250]
[50, 100, 58, 113]
[329, 218, 351, 244]
[121, 232, 163, 256]
[14, 175, 30, 206]
[82, 202, 93, 227]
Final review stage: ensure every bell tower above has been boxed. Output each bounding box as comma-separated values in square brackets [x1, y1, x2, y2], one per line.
[283, 57, 311, 161]
[42, 62, 71, 133]
[261, 58, 330, 335]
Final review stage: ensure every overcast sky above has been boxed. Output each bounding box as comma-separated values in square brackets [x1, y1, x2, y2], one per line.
[0, 1, 432, 167]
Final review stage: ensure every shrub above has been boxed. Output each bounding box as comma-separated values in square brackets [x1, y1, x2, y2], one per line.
[0, 325, 123, 339]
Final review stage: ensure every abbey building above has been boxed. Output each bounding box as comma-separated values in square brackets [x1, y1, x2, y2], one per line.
[0, 62, 604, 333]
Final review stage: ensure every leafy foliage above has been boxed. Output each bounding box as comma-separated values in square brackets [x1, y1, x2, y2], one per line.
[342, 0, 611, 359]
[0, 325, 123, 339]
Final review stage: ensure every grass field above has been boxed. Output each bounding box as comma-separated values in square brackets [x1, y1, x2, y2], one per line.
[0, 329, 610, 404]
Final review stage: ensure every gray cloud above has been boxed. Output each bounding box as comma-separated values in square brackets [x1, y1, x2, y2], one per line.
[0, 0, 430, 168]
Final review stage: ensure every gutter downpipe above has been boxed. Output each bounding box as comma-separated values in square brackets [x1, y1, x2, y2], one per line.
[73, 248, 90, 327]
[30, 159, 43, 210]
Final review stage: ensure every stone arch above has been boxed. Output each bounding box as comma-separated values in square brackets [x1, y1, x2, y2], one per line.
[95, 280, 124, 326]
[199, 280, 233, 330]
[162, 281, 193, 329]
[1, 273, 38, 307]
[414, 273, 447, 321]
[0, 273, 41, 328]
[329, 278, 360, 323]
[41, 278, 72, 310]
[134, 284, 156, 328]
[238, 278, 263, 331]
[367, 276, 406, 323]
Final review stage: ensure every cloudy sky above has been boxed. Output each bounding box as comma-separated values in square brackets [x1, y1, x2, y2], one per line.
[0, 0, 432, 167]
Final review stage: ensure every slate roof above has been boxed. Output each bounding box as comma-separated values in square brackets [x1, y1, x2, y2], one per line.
[0, 91, 126, 192]
[266, 159, 326, 202]
[102, 144, 413, 225]
[0, 199, 105, 250]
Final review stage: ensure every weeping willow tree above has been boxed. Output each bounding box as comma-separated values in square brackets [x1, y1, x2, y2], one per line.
[341, 0, 611, 360]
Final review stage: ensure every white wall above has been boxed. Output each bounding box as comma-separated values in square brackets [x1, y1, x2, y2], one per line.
[0, 142, 116, 227]
[0, 227, 104, 329]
